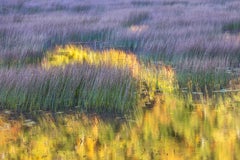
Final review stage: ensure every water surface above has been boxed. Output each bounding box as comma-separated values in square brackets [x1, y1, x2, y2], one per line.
[1, 92, 240, 159]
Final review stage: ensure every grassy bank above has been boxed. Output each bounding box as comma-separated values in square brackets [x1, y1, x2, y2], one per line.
[0, 43, 237, 113]
[0, 64, 137, 113]
[0, 45, 175, 113]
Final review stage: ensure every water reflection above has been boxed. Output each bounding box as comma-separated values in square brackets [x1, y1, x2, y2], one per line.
[1, 92, 240, 159]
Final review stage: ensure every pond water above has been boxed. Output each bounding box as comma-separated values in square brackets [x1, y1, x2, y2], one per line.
[1, 93, 240, 159]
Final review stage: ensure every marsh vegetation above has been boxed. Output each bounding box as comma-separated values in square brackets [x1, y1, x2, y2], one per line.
[1, 0, 240, 159]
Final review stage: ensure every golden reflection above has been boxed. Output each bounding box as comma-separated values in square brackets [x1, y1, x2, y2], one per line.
[1, 92, 240, 159]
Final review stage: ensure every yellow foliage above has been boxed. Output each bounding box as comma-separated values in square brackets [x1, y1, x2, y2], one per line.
[43, 45, 176, 94]
[43, 45, 140, 77]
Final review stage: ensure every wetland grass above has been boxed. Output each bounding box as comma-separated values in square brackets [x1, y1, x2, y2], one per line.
[1, 0, 240, 71]
[0, 45, 175, 113]
[1, 0, 240, 159]
[0, 64, 137, 113]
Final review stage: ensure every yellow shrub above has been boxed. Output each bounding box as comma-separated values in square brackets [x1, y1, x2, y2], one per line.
[43, 45, 176, 94]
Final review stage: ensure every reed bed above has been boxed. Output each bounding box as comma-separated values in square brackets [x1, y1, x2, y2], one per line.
[0, 45, 176, 113]
[1, 1, 240, 159]
[1, 0, 240, 92]
[44, 45, 176, 97]
[0, 64, 137, 113]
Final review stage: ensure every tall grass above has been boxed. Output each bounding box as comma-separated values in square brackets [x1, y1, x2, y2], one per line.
[1, 0, 240, 109]
[44, 45, 176, 96]
[1, 0, 240, 69]
[1, 1, 240, 158]
[0, 64, 137, 113]
[1, 0, 240, 93]
[0, 45, 175, 113]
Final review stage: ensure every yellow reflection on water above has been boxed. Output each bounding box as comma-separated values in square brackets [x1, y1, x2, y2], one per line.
[1, 92, 240, 159]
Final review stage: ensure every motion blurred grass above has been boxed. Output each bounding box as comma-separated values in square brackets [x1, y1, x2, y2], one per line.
[1, 1, 240, 159]
[0, 45, 175, 113]
[0, 65, 137, 113]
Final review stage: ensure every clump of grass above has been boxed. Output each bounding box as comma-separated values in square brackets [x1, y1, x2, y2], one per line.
[0, 64, 137, 113]
[177, 70, 231, 94]
[44, 45, 176, 95]
[0, 45, 176, 113]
